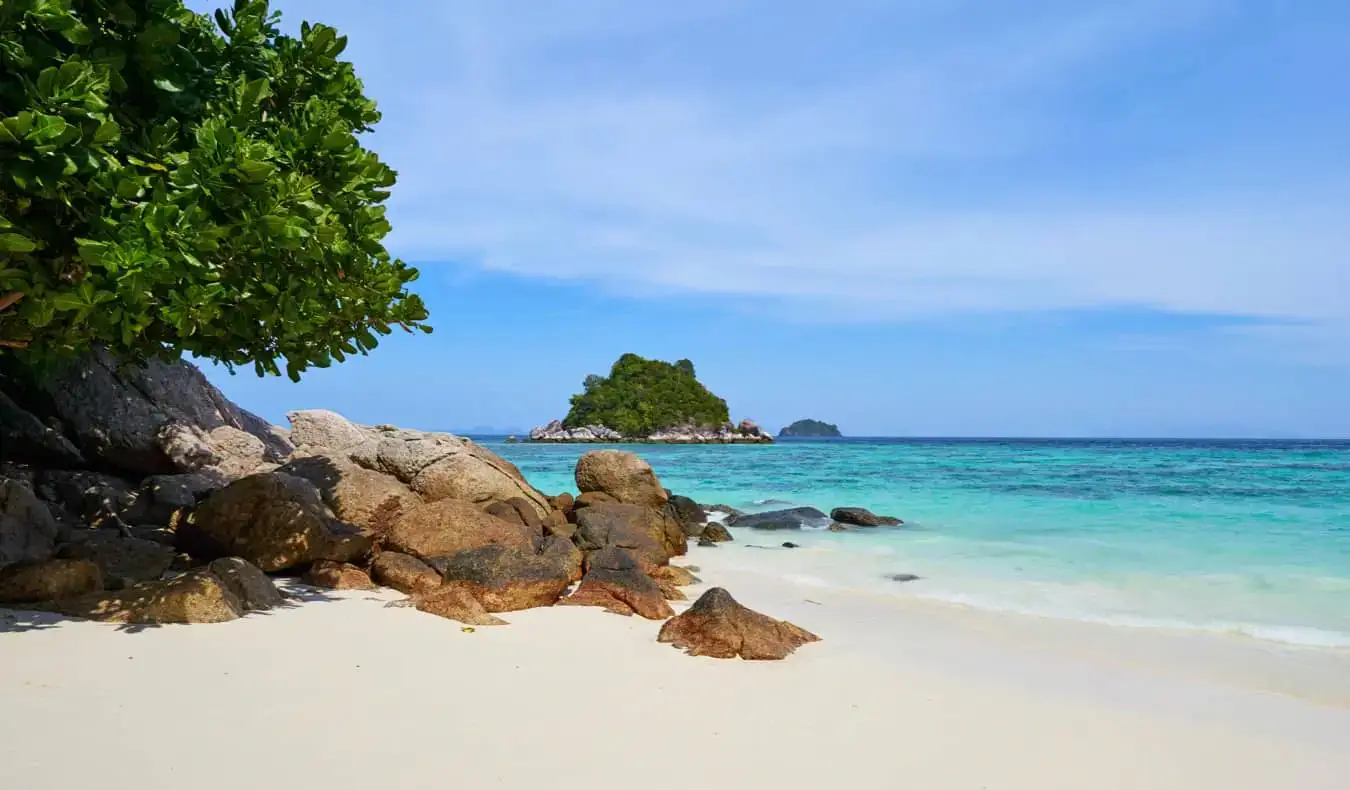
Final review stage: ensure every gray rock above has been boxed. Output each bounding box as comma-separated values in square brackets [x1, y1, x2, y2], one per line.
[886, 573, 921, 583]
[56, 531, 175, 584]
[730, 507, 830, 530]
[0, 390, 85, 466]
[0, 479, 59, 569]
[666, 494, 707, 537]
[286, 409, 370, 452]
[831, 507, 903, 527]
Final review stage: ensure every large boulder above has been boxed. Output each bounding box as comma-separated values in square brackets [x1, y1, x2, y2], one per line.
[0, 348, 291, 477]
[411, 582, 507, 626]
[180, 472, 373, 572]
[303, 560, 375, 590]
[574, 450, 668, 508]
[345, 426, 549, 516]
[427, 545, 572, 612]
[700, 522, 733, 543]
[559, 547, 673, 620]
[286, 409, 370, 452]
[657, 587, 820, 660]
[137, 472, 226, 526]
[729, 507, 829, 531]
[0, 558, 103, 603]
[0, 479, 60, 569]
[52, 569, 244, 624]
[205, 558, 285, 611]
[56, 531, 174, 585]
[540, 534, 584, 582]
[0, 389, 85, 466]
[574, 503, 676, 572]
[666, 495, 707, 537]
[278, 455, 421, 535]
[384, 499, 539, 560]
[830, 507, 903, 527]
[370, 551, 443, 595]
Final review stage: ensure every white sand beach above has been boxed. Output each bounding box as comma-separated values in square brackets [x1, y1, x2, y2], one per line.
[3, 544, 1347, 790]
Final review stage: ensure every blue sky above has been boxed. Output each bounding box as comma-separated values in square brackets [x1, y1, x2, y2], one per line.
[197, 0, 1350, 437]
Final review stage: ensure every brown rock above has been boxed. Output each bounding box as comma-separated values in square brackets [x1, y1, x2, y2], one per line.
[303, 560, 375, 590]
[658, 580, 687, 601]
[56, 532, 174, 584]
[830, 507, 903, 527]
[182, 472, 373, 572]
[412, 582, 506, 626]
[543, 509, 576, 539]
[0, 558, 103, 603]
[700, 522, 733, 543]
[575, 450, 668, 507]
[504, 497, 544, 531]
[559, 546, 673, 620]
[385, 499, 539, 560]
[370, 551, 442, 595]
[651, 564, 700, 586]
[549, 492, 575, 516]
[278, 455, 422, 535]
[206, 557, 285, 611]
[428, 545, 572, 612]
[52, 569, 244, 624]
[540, 534, 584, 582]
[828, 522, 849, 532]
[574, 491, 618, 509]
[658, 587, 820, 660]
[484, 501, 526, 526]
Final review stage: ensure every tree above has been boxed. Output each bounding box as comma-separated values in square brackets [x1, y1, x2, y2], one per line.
[563, 353, 730, 436]
[0, 0, 429, 379]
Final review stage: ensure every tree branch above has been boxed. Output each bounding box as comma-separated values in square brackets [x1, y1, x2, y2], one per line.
[0, 339, 29, 349]
[0, 291, 22, 312]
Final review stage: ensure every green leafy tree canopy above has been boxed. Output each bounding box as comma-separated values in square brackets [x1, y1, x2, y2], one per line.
[563, 353, 731, 436]
[0, 0, 429, 378]
[779, 419, 841, 437]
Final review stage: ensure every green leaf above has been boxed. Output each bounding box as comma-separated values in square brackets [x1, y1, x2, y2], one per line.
[93, 121, 121, 144]
[240, 77, 271, 108]
[0, 234, 37, 253]
[153, 78, 184, 93]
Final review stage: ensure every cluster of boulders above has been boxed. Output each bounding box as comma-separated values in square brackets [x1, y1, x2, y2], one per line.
[715, 505, 904, 532]
[529, 419, 774, 444]
[1, 351, 816, 659]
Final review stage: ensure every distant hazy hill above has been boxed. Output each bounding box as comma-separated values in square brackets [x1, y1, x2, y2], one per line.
[779, 419, 842, 437]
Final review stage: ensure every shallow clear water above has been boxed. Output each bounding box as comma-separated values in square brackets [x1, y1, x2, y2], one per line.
[486, 438, 1350, 647]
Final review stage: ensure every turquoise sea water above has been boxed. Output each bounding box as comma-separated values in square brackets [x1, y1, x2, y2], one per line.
[487, 438, 1350, 648]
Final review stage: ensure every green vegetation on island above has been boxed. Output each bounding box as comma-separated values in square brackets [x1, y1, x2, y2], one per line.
[0, 0, 429, 379]
[563, 354, 731, 436]
[779, 419, 842, 437]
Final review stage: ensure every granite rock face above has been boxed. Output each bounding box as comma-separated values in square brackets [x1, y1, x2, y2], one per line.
[558, 546, 674, 620]
[658, 587, 820, 660]
[0, 479, 60, 570]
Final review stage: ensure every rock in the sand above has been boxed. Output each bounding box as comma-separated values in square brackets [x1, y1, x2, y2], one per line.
[278, 455, 421, 535]
[658, 580, 687, 601]
[385, 499, 539, 560]
[559, 546, 674, 620]
[55, 531, 174, 585]
[698, 537, 719, 547]
[730, 507, 829, 531]
[666, 494, 707, 537]
[0, 479, 60, 569]
[886, 573, 921, 583]
[52, 569, 243, 624]
[700, 522, 733, 543]
[781, 542, 799, 549]
[575, 450, 668, 508]
[0, 558, 103, 603]
[830, 506, 903, 527]
[411, 582, 506, 626]
[428, 545, 572, 612]
[540, 534, 584, 582]
[658, 587, 821, 660]
[304, 560, 376, 590]
[370, 551, 442, 595]
[574, 503, 679, 572]
[651, 564, 701, 586]
[206, 558, 285, 611]
[180, 472, 373, 572]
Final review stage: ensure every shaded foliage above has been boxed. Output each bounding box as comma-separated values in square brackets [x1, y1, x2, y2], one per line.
[563, 354, 730, 436]
[0, 0, 429, 378]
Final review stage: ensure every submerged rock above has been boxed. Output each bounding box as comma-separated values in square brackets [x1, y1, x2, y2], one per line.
[886, 573, 921, 583]
[657, 587, 820, 660]
[729, 507, 829, 531]
[830, 507, 903, 527]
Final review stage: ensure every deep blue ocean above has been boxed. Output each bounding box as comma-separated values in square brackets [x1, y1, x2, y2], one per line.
[485, 438, 1350, 647]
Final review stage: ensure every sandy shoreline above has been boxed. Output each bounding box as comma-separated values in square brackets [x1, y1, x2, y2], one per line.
[4, 544, 1348, 789]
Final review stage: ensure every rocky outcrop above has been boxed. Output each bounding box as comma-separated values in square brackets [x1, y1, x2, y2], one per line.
[574, 503, 679, 572]
[180, 472, 373, 572]
[0, 479, 60, 569]
[383, 499, 539, 560]
[666, 495, 707, 537]
[0, 558, 103, 603]
[651, 564, 700, 587]
[540, 534, 584, 582]
[51, 569, 245, 624]
[303, 560, 376, 590]
[278, 454, 421, 535]
[729, 507, 830, 531]
[575, 450, 668, 508]
[830, 507, 903, 527]
[530, 419, 773, 444]
[286, 409, 370, 452]
[428, 545, 572, 612]
[559, 546, 674, 619]
[657, 587, 820, 660]
[56, 531, 174, 585]
[370, 551, 442, 595]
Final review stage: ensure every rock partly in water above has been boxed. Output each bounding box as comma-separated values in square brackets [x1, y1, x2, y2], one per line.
[0, 479, 60, 569]
[830, 507, 903, 527]
[658, 587, 820, 660]
[575, 450, 669, 508]
[559, 546, 674, 620]
[730, 507, 830, 531]
[384, 498, 539, 560]
[781, 542, 800, 549]
[370, 551, 442, 595]
[428, 545, 572, 612]
[699, 522, 733, 543]
[666, 494, 707, 538]
[0, 558, 103, 603]
[303, 560, 376, 590]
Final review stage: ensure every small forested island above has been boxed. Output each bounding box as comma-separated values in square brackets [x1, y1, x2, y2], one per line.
[779, 419, 842, 438]
[530, 354, 772, 443]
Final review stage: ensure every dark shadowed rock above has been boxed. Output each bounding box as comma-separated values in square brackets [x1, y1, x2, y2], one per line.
[304, 560, 376, 590]
[558, 546, 674, 620]
[781, 542, 800, 549]
[830, 507, 903, 527]
[181, 472, 373, 572]
[0, 479, 59, 569]
[428, 545, 572, 612]
[658, 587, 820, 660]
[52, 569, 243, 624]
[549, 492, 575, 517]
[0, 558, 103, 603]
[574, 491, 618, 509]
[730, 507, 829, 530]
[543, 509, 576, 539]
[667, 495, 707, 534]
[206, 557, 285, 611]
[56, 531, 174, 584]
[0, 390, 85, 466]
[703, 504, 744, 520]
[370, 551, 442, 595]
[411, 582, 506, 626]
[540, 534, 584, 582]
[138, 472, 226, 526]
[700, 522, 733, 543]
[886, 573, 922, 583]
[574, 503, 671, 572]
[278, 455, 422, 535]
[575, 450, 668, 507]
[34, 470, 139, 527]
[385, 499, 539, 560]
